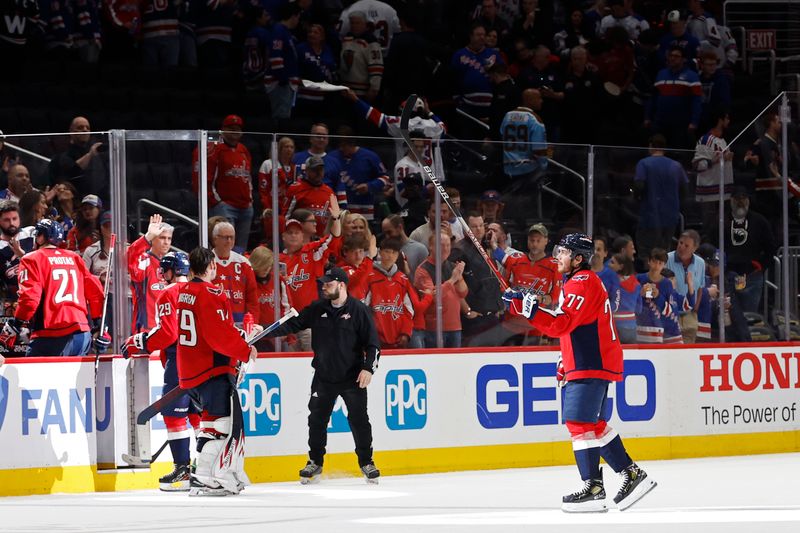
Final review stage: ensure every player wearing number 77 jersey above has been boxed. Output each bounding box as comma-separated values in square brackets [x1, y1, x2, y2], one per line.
[503, 233, 656, 513]
[0, 219, 104, 356]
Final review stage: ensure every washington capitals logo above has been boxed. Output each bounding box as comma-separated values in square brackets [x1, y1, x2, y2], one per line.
[287, 269, 310, 291]
[373, 295, 404, 320]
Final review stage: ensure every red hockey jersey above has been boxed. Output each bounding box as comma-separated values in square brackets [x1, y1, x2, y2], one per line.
[338, 258, 373, 300]
[501, 252, 562, 335]
[192, 141, 253, 209]
[509, 268, 623, 382]
[280, 234, 339, 311]
[258, 159, 298, 213]
[285, 178, 336, 237]
[255, 273, 292, 325]
[175, 279, 251, 389]
[213, 251, 259, 323]
[144, 281, 183, 355]
[364, 266, 416, 346]
[127, 236, 168, 333]
[16, 247, 104, 338]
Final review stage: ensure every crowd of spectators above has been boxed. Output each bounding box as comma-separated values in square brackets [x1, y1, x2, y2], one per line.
[0, 1, 796, 354]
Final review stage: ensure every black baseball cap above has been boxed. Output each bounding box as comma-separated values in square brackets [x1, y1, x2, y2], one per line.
[320, 266, 349, 284]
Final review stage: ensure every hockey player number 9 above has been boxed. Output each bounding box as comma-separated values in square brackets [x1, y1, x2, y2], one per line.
[179, 309, 197, 347]
[53, 268, 79, 303]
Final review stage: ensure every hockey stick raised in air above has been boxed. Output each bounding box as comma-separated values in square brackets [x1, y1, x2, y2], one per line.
[121, 439, 169, 466]
[135, 308, 299, 426]
[399, 94, 509, 291]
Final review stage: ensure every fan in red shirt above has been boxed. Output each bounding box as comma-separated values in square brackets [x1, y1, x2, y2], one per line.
[192, 114, 253, 252]
[174, 247, 256, 496]
[0, 219, 104, 356]
[284, 155, 337, 237]
[120, 251, 200, 492]
[279, 194, 341, 350]
[504, 233, 656, 513]
[248, 245, 293, 351]
[211, 221, 260, 324]
[128, 214, 173, 333]
[364, 237, 432, 348]
[492, 223, 561, 343]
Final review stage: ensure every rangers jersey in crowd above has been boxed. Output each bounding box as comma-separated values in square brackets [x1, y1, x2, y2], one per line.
[614, 275, 641, 339]
[450, 45, 502, 118]
[500, 107, 548, 176]
[296, 40, 337, 103]
[141, 0, 178, 39]
[509, 268, 623, 382]
[214, 250, 259, 323]
[265, 21, 300, 91]
[329, 146, 389, 221]
[192, 140, 253, 209]
[280, 234, 339, 311]
[284, 177, 336, 237]
[39, 0, 73, 48]
[175, 279, 251, 389]
[634, 274, 674, 343]
[195, 0, 233, 45]
[16, 246, 104, 338]
[340, 30, 383, 96]
[337, 0, 399, 53]
[128, 236, 168, 332]
[692, 131, 733, 203]
[71, 0, 101, 46]
[242, 24, 270, 87]
[0, 226, 35, 302]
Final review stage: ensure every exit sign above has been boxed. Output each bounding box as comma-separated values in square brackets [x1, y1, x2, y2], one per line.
[747, 30, 777, 50]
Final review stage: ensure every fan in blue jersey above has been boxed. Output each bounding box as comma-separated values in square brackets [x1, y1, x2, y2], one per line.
[500, 88, 548, 179]
[295, 23, 338, 116]
[241, 6, 271, 91]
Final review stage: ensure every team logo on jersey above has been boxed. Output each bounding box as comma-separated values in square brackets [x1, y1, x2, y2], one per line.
[239, 373, 281, 436]
[341, 313, 351, 320]
[286, 270, 310, 290]
[385, 370, 427, 430]
[206, 286, 223, 296]
[0, 376, 8, 432]
[259, 292, 275, 305]
[572, 274, 590, 281]
[373, 295, 404, 320]
[150, 282, 166, 291]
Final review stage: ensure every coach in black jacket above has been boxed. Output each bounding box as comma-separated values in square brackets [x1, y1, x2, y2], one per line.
[267, 266, 381, 481]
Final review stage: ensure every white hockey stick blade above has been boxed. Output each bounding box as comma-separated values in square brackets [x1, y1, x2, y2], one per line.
[121, 453, 152, 466]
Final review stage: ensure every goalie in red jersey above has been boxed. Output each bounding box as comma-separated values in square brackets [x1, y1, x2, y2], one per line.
[504, 233, 657, 513]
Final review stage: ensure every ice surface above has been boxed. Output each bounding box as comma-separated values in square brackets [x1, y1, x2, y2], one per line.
[0, 453, 798, 533]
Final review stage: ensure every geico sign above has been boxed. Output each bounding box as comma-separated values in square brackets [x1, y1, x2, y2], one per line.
[700, 352, 800, 392]
[476, 360, 655, 429]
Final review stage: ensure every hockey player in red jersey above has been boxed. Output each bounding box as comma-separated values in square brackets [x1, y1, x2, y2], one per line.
[128, 213, 173, 333]
[175, 247, 256, 496]
[503, 233, 657, 513]
[0, 219, 105, 356]
[211, 221, 259, 323]
[121, 251, 200, 492]
[280, 194, 341, 350]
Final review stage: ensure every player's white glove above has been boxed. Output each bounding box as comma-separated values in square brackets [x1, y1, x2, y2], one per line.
[556, 356, 566, 387]
[502, 289, 539, 319]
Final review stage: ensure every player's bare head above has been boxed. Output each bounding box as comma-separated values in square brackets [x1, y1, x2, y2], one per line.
[212, 221, 236, 255]
[249, 245, 274, 277]
[189, 247, 216, 279]
[382, 214, 404, 238]
[522, 88, 542, 111]
[0, 200, 20, 237]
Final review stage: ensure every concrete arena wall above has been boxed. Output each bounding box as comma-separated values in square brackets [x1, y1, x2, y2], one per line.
[0, 343, 799, 496]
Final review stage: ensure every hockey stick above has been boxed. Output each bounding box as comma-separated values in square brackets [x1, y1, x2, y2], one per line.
[135, 308, 299, 425]
[399, 94, 509, 291]
[121, 439, 169, 466]
[93, 233, 117, 383]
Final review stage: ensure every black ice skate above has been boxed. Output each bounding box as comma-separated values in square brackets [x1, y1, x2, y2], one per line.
[159, 464, 191, 492]
[361, 463, 380, 484]
[561, 470, 608, 513]
[299, 460, 322, 485]
[614, 463, 657, 511]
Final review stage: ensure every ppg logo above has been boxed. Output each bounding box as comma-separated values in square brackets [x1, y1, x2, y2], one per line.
[385, 370, 427, 430]
[239, 373, 281, 436]
[0, 376, 8, 431]
[328, 397, 351, 433]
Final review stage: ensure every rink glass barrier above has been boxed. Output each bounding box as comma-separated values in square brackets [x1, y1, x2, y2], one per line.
[1, 344, 799, 495]
[0, 131, 114, 354]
